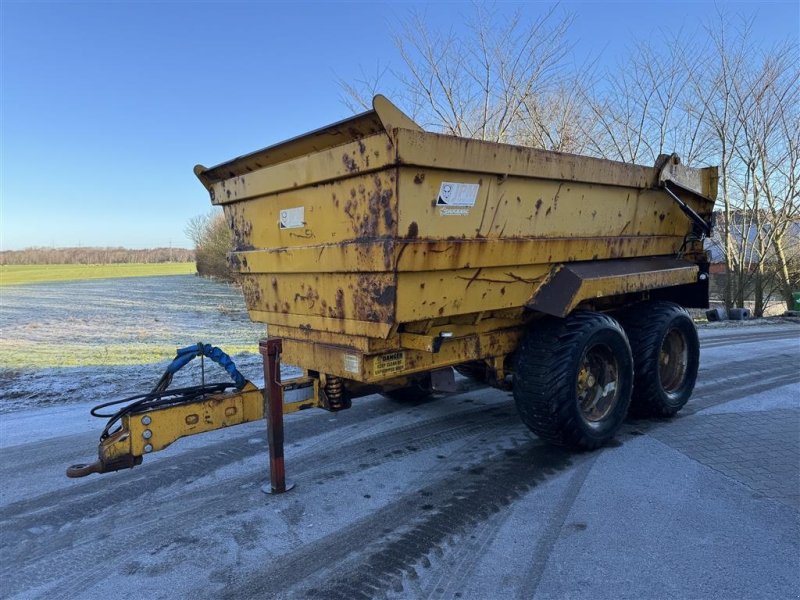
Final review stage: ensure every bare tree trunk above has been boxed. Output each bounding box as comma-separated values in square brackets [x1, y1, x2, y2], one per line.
[771, 234, 795, 310]
[754, 261, 765, 317]
[720, 173, 735, 312]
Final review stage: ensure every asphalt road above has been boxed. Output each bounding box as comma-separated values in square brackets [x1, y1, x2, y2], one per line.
[1, 324, 798, 599]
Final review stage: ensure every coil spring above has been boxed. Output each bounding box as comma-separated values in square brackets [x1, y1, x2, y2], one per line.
[323, 376, 346, 410]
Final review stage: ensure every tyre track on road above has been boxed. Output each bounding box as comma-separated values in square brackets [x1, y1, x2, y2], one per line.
[3, 326, 791, 518]
[0, 408, 521, 598]
[0, 397, 502, 524]
[226, 439, 579, 600]
[2, 329, 797, 599]
[699, 328, 798, 349]
[214, 354, 798, 600]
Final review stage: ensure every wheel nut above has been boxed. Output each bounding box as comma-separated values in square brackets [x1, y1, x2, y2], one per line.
[143, 429, 152, 439]
[141, 415, 151, 425]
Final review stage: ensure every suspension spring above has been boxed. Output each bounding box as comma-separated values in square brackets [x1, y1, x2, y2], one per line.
[323, 375, 347, 410]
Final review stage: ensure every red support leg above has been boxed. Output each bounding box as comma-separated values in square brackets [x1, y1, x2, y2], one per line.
[259, 337, 294, 494]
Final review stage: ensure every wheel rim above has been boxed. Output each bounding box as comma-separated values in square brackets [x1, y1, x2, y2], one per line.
[659, 328, 688, 393]
[576, 344, 620, 422]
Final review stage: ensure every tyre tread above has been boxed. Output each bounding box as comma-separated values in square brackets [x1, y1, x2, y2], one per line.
[618, 301, 698, 417]
[513, 311, 630, 450]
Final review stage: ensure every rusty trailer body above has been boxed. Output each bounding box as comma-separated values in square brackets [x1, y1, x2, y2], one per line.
[195, 96, 714, 389]
[68, 96, 717, 492]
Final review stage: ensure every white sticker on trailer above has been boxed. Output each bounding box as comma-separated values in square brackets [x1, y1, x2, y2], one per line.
[279, 207, 305, 229]
[343, 353, 361, 374]
[437, 182, 480, 207]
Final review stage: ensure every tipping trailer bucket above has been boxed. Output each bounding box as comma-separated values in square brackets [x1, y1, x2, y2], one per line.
[66, 96, 717, 489]
[194, 96, 716, 383]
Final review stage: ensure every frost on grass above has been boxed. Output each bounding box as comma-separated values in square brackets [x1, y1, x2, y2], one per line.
[0, 275, 301, 413]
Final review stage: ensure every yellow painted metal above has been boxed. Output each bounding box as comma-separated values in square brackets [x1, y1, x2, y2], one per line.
[97, 380, 321, 464]
[559, 264, 699, 315]
[234, 236, 684, 274]
[195, 95, 717, 385]
[281, 329, 522, 383]
[99, 383, 262, 462]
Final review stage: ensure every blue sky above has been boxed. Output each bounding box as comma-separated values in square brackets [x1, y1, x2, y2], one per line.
[2, 1, 797, 250]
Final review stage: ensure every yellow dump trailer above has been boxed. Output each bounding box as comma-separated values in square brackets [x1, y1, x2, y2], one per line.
[69, 96, 716, 493]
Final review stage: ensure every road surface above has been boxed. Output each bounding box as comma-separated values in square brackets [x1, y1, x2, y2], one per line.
[1, 324, 798, 599]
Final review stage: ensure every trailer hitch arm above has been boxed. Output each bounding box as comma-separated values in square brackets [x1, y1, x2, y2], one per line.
[66, 373, 320, 487]
[66, 382, 266, 478]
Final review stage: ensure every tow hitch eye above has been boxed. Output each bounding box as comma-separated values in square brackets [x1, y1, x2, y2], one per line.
[66, 455, 142, 478]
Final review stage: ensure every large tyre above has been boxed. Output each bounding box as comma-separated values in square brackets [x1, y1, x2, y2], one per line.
[618, 301, 699, 417]
[513, 312, 633, 450]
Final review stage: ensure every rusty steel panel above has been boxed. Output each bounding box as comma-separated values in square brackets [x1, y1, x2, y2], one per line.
[222, 169, 399, 252]
[395, 264, 551, 322]
[207, 134, 397, 206]
[396, 168, 711, 241]
[528, 258, 700, 317]
[196, 95, 716, 380]
[281, 328, 522, 383]
[241, 272, 396, 323]
[233, 236, 684, 275]
[196, 96, 420, 189]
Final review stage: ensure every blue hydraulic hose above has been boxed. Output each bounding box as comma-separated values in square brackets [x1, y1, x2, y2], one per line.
[166, 343, 247, 389]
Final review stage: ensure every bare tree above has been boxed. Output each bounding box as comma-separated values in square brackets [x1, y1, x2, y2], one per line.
[341, 4, 590, 151]
[185, 210, 235, 281]
[582, 32, 710, 165]
[695, 12, 799, 313]
[339, 4, 799, 314]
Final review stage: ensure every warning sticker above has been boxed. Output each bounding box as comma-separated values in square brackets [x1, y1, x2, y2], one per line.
[437, 182, 479, 207]
[343, 353, 361, 374]
[374, 351, 406, 376]
[279, 207, 305, 229]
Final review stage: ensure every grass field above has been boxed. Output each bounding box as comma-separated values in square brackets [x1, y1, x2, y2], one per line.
[0, 263, 196, 286]
[0, 274, 265, 375]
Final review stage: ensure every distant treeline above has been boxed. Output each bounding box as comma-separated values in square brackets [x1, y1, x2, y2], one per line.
[0, 247, 195, 265]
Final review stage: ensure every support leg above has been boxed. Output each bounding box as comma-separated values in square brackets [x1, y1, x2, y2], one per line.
[259, 337, 294, 494]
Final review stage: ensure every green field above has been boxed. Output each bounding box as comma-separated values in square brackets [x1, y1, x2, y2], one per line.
[0, 262, 196, 285]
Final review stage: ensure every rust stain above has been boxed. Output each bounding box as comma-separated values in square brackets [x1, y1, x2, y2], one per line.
[463, 268, 483, 289]
[486, 193, 504, 233]
[354, 275, 395, 322]
[294, 287, 319, 309]
[225, 205, 254, 252]
[333, 288, 345, 319]
[240, 278, 262, 310]
[342, 153, 358, 173]
[553, 182, 564, 209]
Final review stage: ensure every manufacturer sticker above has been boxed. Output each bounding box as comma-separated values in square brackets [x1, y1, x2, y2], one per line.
[343, 353, 361, 374]
[437, 182, 479, 207]
[279, 207, 305, 229]
[439, 207, 470, 216]
[374, 351, 405, 376]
